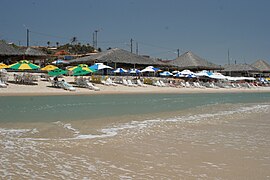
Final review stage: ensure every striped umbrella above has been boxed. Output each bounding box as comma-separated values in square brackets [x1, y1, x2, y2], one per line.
[0, 63, 9, 69]
[9, 60, 40, 70]
[41, 65, 59, 71]
[48, 68, 67, 76]
[68, 64, 96, 75]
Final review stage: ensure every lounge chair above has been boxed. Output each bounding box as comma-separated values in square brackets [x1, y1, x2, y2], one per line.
[85, 80, 100, 91]
[106, 78, 118, 86]
[122, 79, 132, 87]
[59, 81, 76, 91]
[153, 80, 162, 87]
[127, 79, 138, 87]
[185, 81, 192, 88]
[137, 79, 147, 87]
[159, 80, 167, 87]
[0, 80, 7, 88]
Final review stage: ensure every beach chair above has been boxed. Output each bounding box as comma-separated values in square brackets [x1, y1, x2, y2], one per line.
[106, 78, 118, 86]
[180, 82, 186, 87]
[185, 81, 192, 88]
[137, 79, 147, 87]
[59, 81, 76, 91]
[159, 80, 167, 87]
[153, 80, 162, 87]
[85, 80, 100, 91]
[0, 80, 7, 88]
[127, 79, 138, 87]
[122, 79, 131, 86]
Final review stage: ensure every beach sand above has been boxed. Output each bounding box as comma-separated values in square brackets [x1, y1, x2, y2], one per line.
[1, 76, 270, 96]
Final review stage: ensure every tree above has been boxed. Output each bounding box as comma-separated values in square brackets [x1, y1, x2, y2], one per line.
[70, 37, 78, 45]
[47, 41, 50, 47]
[56, 42, 59, 47]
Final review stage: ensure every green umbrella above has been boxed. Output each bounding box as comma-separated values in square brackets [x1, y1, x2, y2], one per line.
[72, 67, 92, 76]
[9, 60, 40, 70]
[48, 68, 67, 76]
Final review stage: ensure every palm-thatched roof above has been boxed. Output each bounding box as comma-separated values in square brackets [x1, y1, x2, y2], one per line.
[221, 63, 260, 72]
[21, 47, 47, 57]
[168, 51, 222, 70]
[0, 40, 23, 56]
[251, 59, 270, 72]
[69, 48, 161, 66]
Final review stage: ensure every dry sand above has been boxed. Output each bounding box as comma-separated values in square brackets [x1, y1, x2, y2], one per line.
[1, 76, 270, 96]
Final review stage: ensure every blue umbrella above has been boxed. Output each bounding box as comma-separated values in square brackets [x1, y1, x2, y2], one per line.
[90, 63, 113, 71]
[129, 68, 141, 74]
[52, 59, 69, 65]
[173, 72, 185, 77]
[160, 71, 173, 76]
[113, 68, 128, 73]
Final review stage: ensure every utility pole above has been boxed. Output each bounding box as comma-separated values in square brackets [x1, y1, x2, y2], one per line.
[95, 30, 99, 50]
[136, 42, 138, 55]
[177, 49, 180, 57]
[130, 38, 133, 53]
[92, 32, 95, 48]
[26, 28, 29, 47]
[227, 49, 230, 65]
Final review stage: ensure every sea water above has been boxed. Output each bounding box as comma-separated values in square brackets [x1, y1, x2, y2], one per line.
[0, 93, 270, 179]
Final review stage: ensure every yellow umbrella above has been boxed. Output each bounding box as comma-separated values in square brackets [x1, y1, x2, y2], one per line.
[41, 65, 59, 71]
[68, 64, 94, 72]
[9, 60, 40, 70]
[0, 63, 9, 69]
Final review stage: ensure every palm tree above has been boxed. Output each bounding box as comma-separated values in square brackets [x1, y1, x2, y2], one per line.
[70, 37, 78, 45]
[47, 41, 50, 47]
[56, 42, 59, 47]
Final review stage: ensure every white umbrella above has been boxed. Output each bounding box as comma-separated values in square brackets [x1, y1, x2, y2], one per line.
[180, 69, 195, 75]
[209, 72, 227, 80]
[90, 63, 113, 71]
[129, 68, 141, 74]
[52, 59, 69, 64]
[141, 66, 159, 72]
[173, 72, 185, 77]
[113, 68, 128, 73]
[195, 70, 213, 77]
[160, 71, 173, 76]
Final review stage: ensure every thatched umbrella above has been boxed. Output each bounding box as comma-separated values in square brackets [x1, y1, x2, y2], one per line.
[168, 51, 222, 71]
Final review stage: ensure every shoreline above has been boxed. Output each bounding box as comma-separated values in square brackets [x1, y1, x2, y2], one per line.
[1, 75, 270, 97]
[1, 81, 270, 97]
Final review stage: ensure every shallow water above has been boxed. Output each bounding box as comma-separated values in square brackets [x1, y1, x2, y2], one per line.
[0, 93, 270, 179]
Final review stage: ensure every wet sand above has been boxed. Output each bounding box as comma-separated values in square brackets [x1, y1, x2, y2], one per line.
[1, 102, 270, 179]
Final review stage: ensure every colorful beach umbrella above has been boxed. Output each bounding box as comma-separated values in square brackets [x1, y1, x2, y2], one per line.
[141, 66, 159, 72]
[68, 64, 95, 76]
[129, 68, 141, 74]
[113, 68, 128, 73]
[52, 59, 69, 65]
[159, 71, 173, 76]
[68, 64, 95, 72]
[71, 67, 93, 76]
[48, 68, 67, 76]
[41, 65, 59, 71]
[90, 63, 112, 71]
[0, 63, 9, 69]
[8, 60, 40, 70]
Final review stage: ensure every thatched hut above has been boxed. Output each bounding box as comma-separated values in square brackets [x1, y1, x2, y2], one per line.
[221, 63, 260, 77]
[168, 51, 222, 71]
[69, 48, 163, 69]
[251, 59, 270, 77]
[0, 40, 23, 63]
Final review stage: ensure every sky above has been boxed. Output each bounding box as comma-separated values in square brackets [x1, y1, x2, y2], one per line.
[1, 0, 270, 65]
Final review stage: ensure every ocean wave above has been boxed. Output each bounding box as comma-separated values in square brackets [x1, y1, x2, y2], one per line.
[1, 103, 269, 142]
